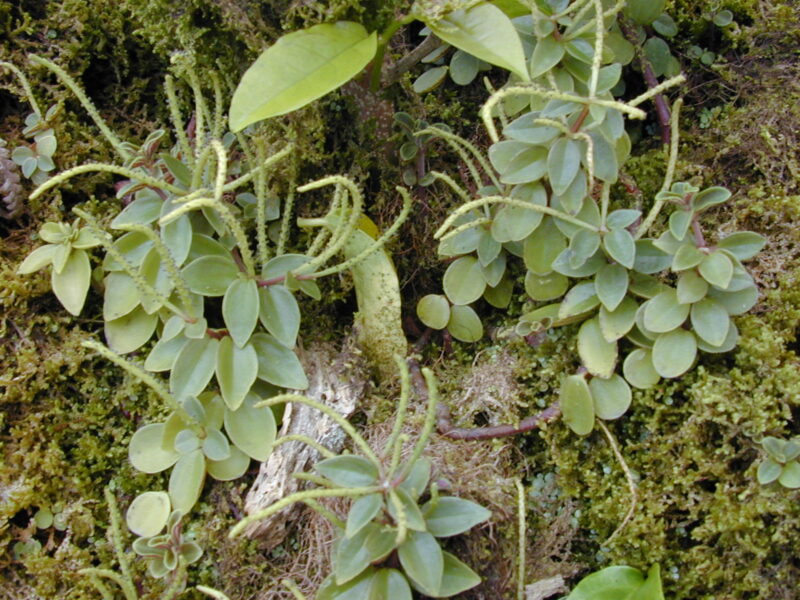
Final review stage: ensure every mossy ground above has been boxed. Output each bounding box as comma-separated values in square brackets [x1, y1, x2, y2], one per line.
[1, 1, 799, 599]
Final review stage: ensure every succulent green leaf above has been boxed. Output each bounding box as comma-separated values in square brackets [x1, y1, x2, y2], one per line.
[398, 457, 432, 500]
[603, 228, 635, 268]
[251, 332, 309, 389]
[599, 296, 638, 342]
[182, 255, 239, 296]
[446, 304, 484, 343]
[105, 307, 159, 354]
[779, 462, 800, 489]
[676, 270, 708, 304]
[369, 569, 413, 600]
[17, 244, 56, 274]
[388, 488, 426, 532]
[443, 256, 486, 305]
[589, 374, 632, 420]
[222, 278, 259, 348]
[417, 294, 451, 330]
[718, 232, 766, 261]
[692, 186, 731, 212]
[224, 393, 276, 461]
[623, 348, 661, 389]
[547, 137, 581, 196]
[413, 66, 449, 93]
[230, 22, 377, 130]
[174, 429, 201, 454]
[490, 183, 546, 242]
[450, 50, 480, 85]
[207, 445, 250, 481]
[51, 248, 91, 316]
[216, 337, 258, 411]
[126, 491, 171, 538]
[170, 337, 219, 399]
[477, 230, 501, 266]
[530, 35, 565, 78]
[607, 209, 641, 230]
[762, 437, 787, 461]
[504, 113, 559, 144]
[499, 145, 549, 184]
[435, 551, 482, 597]
[316, 455, 379, 488]
[346, 494, 383, 539]
[103, 272, 140, 321]
[398, 530, 444, 596]
[202, 428, 231, 462]
[643, 289, 689, 333]
[698, 251, 734, 289]
[671, 243, 705, 271]
[427, 3, 530, 81]
[560, 374, 595, 436]
[583, 132, 618, 183]
[652, 329, 697, 378]
[168, 449, 206, 515]
[565, 565, 648, 599]
[569, 230, 601, 268]
[524, 218, 566, 274]
[552, 248, 605, 278]
[559, 281, 599, 319]
[595, 263, 629, 311]
[145, 334, 189, 372]
[335, 523, 395, 585]
[707, 284, 758, 316]
[757, 458, 782, 485]
[578, 317, 618, 378]
[423, 497, 491, 538]
[525, 271, 568, 302]
[690, 298, 730, 347]
[129, 423, 180, 473]
[668, 210, 693, 241]
[633, 240, 672, 275]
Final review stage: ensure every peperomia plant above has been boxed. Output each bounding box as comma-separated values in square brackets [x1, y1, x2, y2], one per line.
[412, 0, 764, 437]
[757, 436, 800, 489]
[229, 358, 491, 599]
[15, 51, 412, 577]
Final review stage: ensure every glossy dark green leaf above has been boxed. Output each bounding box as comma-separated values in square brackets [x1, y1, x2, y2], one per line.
[578, 317, 617, 378]
[398, 531, 444, 596]
[595, 263, 629, 311]
[251, 333, 309, 389]
[560, 374, 595, 436]
[230, 22, 377, 130]
[423, 496, 491, 538]
[316, 455, 379, 488]
[258, 285, 301, 348]
[652, 329, 697, 378]
[427, 3, 530, 81]
[446, 304, 484, 343]
[224, 393, 276, 461]
[623, 348, 661, 389]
